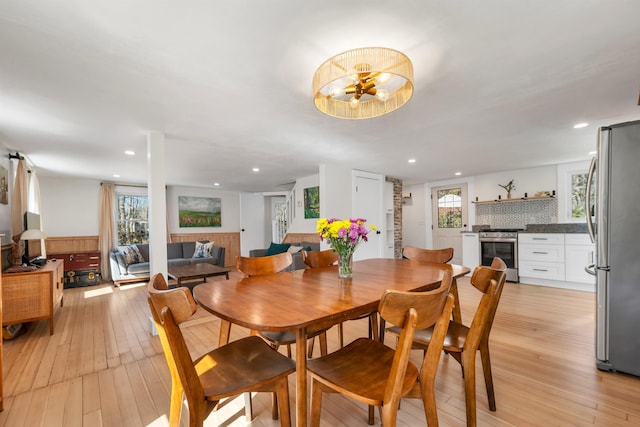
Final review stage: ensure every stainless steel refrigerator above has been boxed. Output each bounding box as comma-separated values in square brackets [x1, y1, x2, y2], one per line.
[586, 119, 640, 377]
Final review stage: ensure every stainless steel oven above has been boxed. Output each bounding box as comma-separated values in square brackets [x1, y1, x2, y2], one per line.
[479, 229, 521, 282]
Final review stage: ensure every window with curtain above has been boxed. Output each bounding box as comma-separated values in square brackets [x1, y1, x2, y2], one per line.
[116, 193, 149, 245]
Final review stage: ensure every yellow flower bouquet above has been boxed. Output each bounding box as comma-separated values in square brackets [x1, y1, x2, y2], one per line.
[316, 217, 377, 278]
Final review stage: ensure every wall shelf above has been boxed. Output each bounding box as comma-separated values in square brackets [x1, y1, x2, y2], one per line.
[472, 195, 555, 204]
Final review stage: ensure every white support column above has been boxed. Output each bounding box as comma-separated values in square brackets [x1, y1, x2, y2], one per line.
[147, 131, 168, 280]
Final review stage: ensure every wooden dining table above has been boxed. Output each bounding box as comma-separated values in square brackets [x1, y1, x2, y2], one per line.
[193, 258, 470, 427]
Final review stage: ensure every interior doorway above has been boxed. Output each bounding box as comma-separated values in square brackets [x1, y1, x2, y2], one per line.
[431, 183, 468, 265]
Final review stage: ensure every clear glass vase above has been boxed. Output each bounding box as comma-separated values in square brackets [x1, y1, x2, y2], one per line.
[337, 251, 353, 278]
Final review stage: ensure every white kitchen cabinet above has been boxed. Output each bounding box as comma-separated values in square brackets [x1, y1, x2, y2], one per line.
[565, 234, 596, 285]
[518, 232, 595, 291]
[518, 233, 565, 281]
[462, 232, 479, 272]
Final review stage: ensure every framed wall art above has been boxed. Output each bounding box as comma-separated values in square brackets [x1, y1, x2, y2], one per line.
[0, 164, 8, 205]
[178, 196, 221, 227]
[304, 186, 319, 219]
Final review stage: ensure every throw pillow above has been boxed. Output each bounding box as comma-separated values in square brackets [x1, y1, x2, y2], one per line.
[287, 245, 304, 254]
[120, 245, 143, 267]
[193, 241, 215, 258]
[265, 242, 291, 256]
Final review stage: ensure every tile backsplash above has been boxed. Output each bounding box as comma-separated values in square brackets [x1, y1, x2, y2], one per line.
[475, 198, 558, 229]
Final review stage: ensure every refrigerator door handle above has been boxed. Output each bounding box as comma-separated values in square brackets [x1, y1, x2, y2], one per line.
[585, 263, 597, 276]
[586, 155, 597, 244]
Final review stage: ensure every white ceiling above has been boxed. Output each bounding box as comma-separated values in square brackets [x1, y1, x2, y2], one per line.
[1, 1, 639, 192]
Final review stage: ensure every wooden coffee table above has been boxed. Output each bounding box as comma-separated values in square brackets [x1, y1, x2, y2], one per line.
[167, 263, 231, 287]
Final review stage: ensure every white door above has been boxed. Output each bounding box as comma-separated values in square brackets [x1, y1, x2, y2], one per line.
[353, 171, 384, 260]
[431, 183, 468, 265]
[240, 192, 265, 257]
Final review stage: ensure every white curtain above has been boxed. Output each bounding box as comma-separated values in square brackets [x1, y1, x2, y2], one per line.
[98, 183, 115, 281]
[28, 170, 46, 256]
[10, 159, 29, 265]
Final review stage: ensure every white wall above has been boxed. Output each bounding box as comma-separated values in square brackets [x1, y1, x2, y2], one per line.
[287, 174, 319, 233]
[401, 183, 427, 248]
[39, 176, 101, 236]
[319, 164, 352, 220]
[473, 165, 556, 201]
[167, 186, 240, 233]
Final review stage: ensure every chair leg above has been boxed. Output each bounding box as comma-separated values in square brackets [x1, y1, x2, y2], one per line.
[307, 336, 316, 358]
[368, 404, 375, 425]
[338, 323, 344, 348]
[310, 378, 323, 427]
[275, 378, 291, 427]
[369, 313, 379, 342]
[319, 331, 328, 356]
[244, 392, 253, 421]
[461, 351, 478, 427]
[480, 341, 497, 411]
[169, 384, 183, 427]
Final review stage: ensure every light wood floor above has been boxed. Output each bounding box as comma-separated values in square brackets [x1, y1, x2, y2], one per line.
[1, 272, 639, 426]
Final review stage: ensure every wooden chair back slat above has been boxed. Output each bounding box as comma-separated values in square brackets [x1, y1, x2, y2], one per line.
[236, 252, 293, 277]
[402, 246, 454, 264]
[301, 249, 338, 268]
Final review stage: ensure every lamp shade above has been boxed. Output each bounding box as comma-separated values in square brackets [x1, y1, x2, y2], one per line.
[313, 47, 414, 119]
[20, 229, 47, 240]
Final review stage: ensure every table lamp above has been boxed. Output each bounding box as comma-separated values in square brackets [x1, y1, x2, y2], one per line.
[20, 229, 47, 265]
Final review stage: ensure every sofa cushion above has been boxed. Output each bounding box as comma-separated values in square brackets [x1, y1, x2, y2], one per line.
[288, 245, 304, 254]
[136, 244, 150, 261]
[167, 242, 184, 259]
[265, 242, 291, 256]
[127, 261, 150, 275]
[193, 241, 216, 258]
[168, 258, 191, 267]
[191, 256, 220, 266]
[119, 245, 143, 266]
[299, 241, 320, 252]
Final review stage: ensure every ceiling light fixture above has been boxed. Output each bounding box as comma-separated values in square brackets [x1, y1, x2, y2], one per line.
[313, 47, 414, 119]
[124, 150, 135, 155]
[455, 172, 462, 176]
[573, 122, 589, 129]
[252, 167, 260, 172]
[408, 158, 416, 164]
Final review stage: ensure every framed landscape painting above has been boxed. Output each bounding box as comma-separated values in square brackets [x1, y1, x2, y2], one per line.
[304, 186, 320, 219]
[178, 196, 221, 227]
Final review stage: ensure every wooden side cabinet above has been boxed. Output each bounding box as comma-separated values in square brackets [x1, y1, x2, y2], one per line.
[2, 259, 64, 335]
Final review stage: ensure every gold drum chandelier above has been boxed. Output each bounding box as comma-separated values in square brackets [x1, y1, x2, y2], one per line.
[313, 47, 414, 119]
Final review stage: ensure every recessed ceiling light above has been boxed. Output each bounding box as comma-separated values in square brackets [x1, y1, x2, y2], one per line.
[252, 167, 260, 172]
[213, 182, 220, 186]
[113, 174, 120, 178]
[573, 122, 589, 129]
[124, 150, 135, 155]
[589, 151, 597, 155]
[408, 158, 416, 164]
[455, 172, 462, 176]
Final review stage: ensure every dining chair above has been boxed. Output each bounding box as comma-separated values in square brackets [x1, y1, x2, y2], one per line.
[147, 274, 296, 427]
[236, 251, 294, 276]
[306, 270, 455, 427]
[302, 248, 379, 349]
[301, 248, 338, 268]
[388, 257, 507, 427]
[236, 252, 329, 358]
[402, 246, 454, 264]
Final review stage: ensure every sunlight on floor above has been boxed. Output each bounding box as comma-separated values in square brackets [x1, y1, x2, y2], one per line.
[119, 282, 148, 291]
[83, 286, 113, 299]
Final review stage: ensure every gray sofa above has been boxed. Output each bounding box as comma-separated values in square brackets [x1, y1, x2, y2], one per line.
[249, 241, 320, 271]
[109, 241, 225, 285]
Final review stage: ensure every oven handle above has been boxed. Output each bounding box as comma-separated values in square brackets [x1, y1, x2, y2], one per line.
[479, 237, 518, 243]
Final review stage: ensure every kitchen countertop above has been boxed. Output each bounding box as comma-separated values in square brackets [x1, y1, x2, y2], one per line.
[463, 223, 588, 233]
[520, 223, 588, 233]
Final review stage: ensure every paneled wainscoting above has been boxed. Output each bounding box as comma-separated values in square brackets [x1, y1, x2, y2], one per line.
[0, 272, 638, 426]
